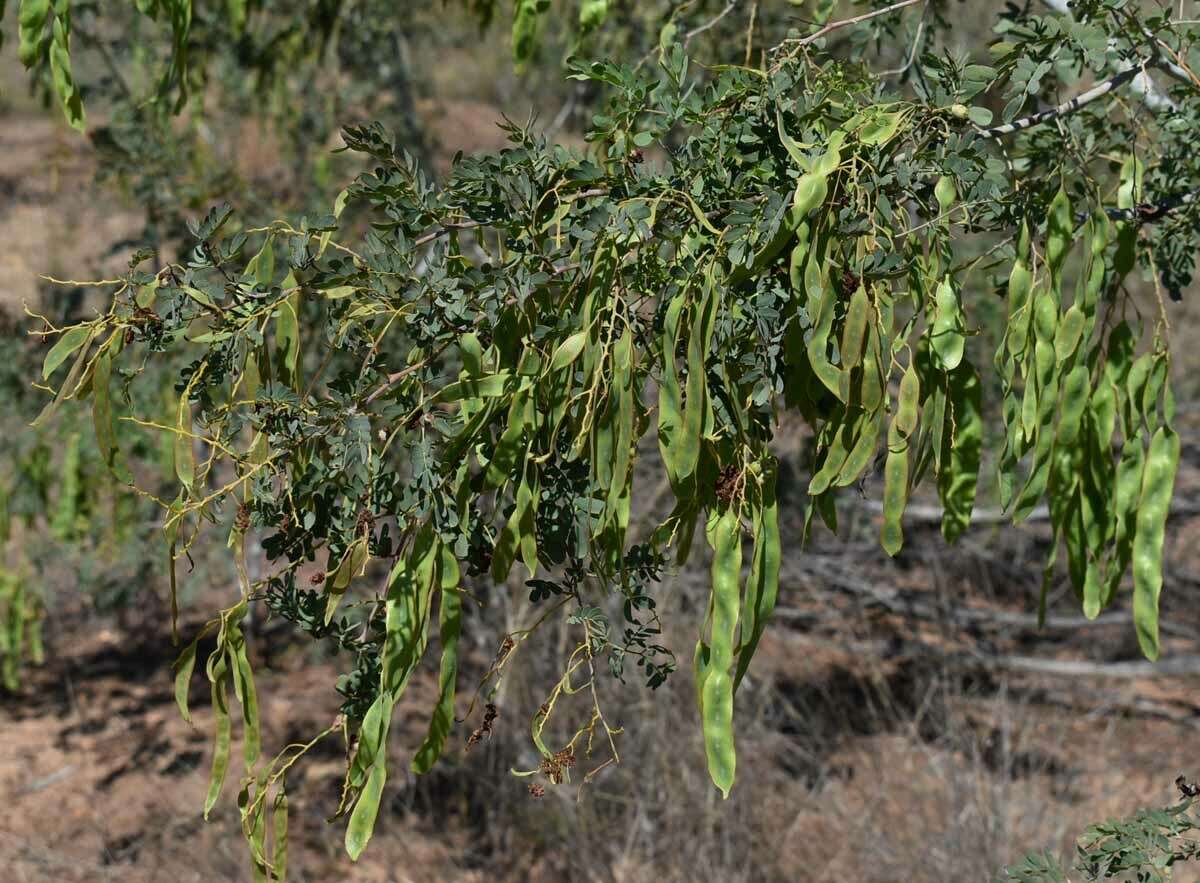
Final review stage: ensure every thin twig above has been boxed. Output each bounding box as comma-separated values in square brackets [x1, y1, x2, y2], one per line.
[877, 3, 928, 78]
[778, 0, 924, 50]
[363, 339, 452, 405]
[1154, 39, 1200, 88]
[684, 0, 739, 47]
[545, 85, 582, 139]
[1116, 4, 1200, 89]
[743, 0, 758, 66]
[413, 220, 484, 248]
[73, 22, 133, 101]
[412, 188, 608, 248]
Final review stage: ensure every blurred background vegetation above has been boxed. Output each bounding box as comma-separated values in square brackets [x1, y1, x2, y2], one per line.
[4, 2, 1200, 881]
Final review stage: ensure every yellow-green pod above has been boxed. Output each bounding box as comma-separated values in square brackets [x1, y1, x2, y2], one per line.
[841, 284, 869, 370]
[701, 505, 741, 798]
[934, 175, 956, 214]
[881, 424, 909, 557]
[1132, 426, 1180, 660]
[895, 361, 920, 438]
[792, 172, 828, 219]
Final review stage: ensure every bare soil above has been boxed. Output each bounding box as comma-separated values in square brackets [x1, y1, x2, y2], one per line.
[7, 80, 1200, 883]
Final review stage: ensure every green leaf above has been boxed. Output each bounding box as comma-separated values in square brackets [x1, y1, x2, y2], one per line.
[438, 371, 515, 403]
[230, 628, 261, 771]
[967, 106, 993, 126]
[934, 175, 956, 214]
[245, 237, 275, 286]
[1045, 186, 1072, 277]
[485, 390, 534, 488]
[550, 330, 587, 372]
[881, 426, 909, 557]
[344, 696, 393, 861]
[658, 292, 695, 489]
[734, 462, 780, 691]
[227, 0, 247, 33]
[381, 526, 437, 696]
[271, 787, 288, 883]
[325, 538, 369, 625]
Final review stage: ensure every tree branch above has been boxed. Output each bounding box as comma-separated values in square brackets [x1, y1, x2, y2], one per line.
[1102, 188, 1200, 222]
[412, 188, 609, 248]
[780, 555, 1200, 642]
[1152, 40, 1200, 90]
[413, 220, 482, 248]
[1040, 0, 1181, 111]
[982, 64, 1143, 137]
[972, 653, 1200, 679]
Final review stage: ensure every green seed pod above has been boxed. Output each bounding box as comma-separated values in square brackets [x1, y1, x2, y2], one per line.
[881, 424, 909, 557]
[1046, 186, 1072, 278]
[792, 172, 829, 218]
[929, 276, 964, 370]
[1056, 364, 1090, 446]
[1132, 427, 1180, 660]
[895, 361, 920, 438]
[934, 175, 956, 214]
[701, 505, 742, 798]
[841, 283, 869, 370]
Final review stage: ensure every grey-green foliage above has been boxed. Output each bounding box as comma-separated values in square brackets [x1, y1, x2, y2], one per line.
[11, 0, 1200, 876]
[996, 791, 1200, 882]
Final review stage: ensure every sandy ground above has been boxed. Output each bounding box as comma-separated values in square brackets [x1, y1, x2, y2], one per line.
[6, 65, 1200, 883]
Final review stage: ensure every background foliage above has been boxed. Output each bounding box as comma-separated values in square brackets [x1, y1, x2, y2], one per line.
[5, 1, 1200, 880]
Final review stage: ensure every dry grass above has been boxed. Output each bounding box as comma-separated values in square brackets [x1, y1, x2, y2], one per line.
[6, 6, 1200, 880]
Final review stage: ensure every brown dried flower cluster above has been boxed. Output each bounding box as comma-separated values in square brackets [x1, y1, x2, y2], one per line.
[715, 464, 743, 504]
[538, 748, 577, 785]
[466, 703, 498, 751]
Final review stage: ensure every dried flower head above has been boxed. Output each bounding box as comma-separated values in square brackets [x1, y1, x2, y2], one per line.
[715, 464, 742, 504]
[466, 702, 499, 751]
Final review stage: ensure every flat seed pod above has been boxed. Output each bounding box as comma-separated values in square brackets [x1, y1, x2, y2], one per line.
[929, 276, 964, 370]
[1132, 427, 1180, 660]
